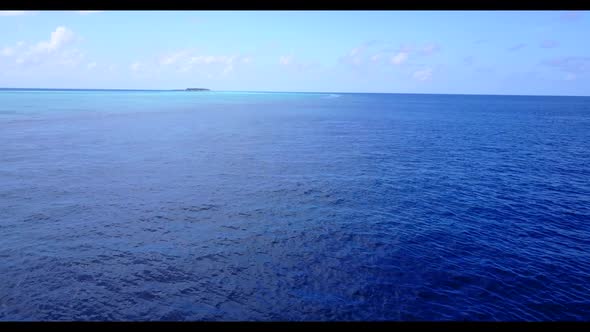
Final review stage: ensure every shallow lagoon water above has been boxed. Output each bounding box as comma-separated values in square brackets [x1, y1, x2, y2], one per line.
[1, 89, 589, 320]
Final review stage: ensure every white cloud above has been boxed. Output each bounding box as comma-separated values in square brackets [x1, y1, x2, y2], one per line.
[159, 50, 190, 66]
[1, 47, 14, 56]
[343, 46, 366, 66]
[130, 62, 142, 72]
[77, 11, 104, 15]
[342, 41, 439, 69]
[149, 50, 253, 77]
[340, 45, 368, 66]
[391, 52, 408, 65]
[370, 54, 382, 62]
[87, 62, 97, 69]
[223, 63, 234, 75]
[189, 55, 234, 65]
[1, 27, 80, 68]
[56, 49, 84, 67]
[341, 42, 442, 72]
[34, 26, 75, 53]
[279, 55, 293, 66]
[189, 55, 238, 76]
[178, 65, 193, 73]
[277, 55, 316, 71]
[413, 68, 433, 81]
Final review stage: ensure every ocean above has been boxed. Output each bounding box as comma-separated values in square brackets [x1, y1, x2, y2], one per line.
[1, 89, 589, 320]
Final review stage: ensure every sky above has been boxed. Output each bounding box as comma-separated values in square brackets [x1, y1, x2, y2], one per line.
[0, 10, 589, 96]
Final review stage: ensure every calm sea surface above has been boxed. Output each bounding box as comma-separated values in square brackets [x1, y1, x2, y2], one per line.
[1, 89, 589, 321]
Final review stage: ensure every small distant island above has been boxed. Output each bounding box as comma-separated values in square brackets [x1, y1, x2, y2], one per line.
[185, 88, 211, 91]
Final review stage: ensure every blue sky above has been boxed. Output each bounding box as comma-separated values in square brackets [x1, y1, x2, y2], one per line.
[0, 10, 589, 95]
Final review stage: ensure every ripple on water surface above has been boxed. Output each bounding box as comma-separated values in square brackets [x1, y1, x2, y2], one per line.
[1, 91, 590, 320]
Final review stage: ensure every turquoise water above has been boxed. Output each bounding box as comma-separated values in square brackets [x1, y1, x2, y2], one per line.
[1, 89, 590, 320]
[0, 89, 331, 118]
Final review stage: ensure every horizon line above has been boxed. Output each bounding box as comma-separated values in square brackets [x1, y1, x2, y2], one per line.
[0, 87, 588, 98]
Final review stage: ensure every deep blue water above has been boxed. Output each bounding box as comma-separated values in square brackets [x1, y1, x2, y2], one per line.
[1, 89, 590, 321]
